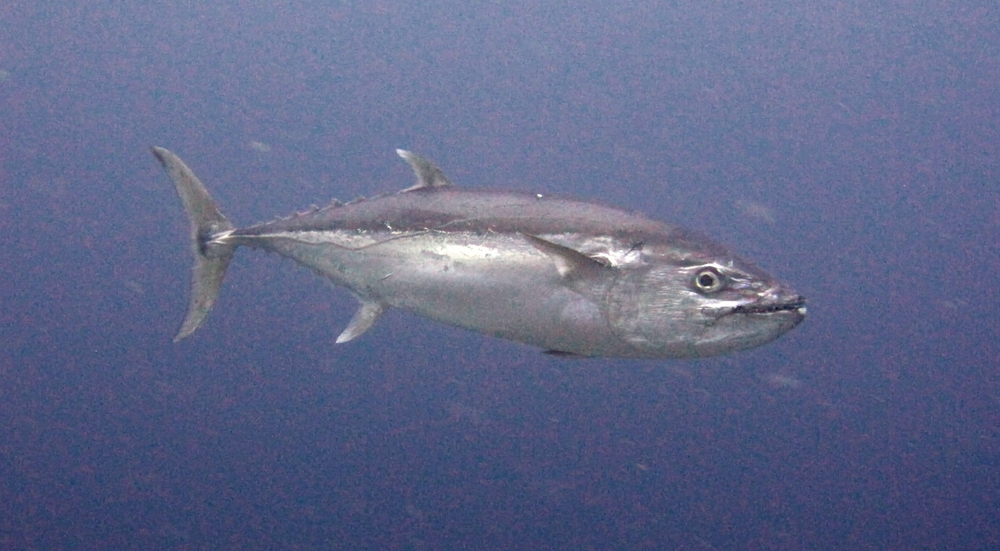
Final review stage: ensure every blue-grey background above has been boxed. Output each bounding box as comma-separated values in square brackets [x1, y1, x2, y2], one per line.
[2, 1, 998, 549]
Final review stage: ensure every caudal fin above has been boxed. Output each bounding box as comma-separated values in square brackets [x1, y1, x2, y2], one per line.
[151, 147, 236, 341]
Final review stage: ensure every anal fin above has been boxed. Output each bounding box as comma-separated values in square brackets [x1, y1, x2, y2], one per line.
[543, 350, 591, 359]
[336, 299, 387, 343]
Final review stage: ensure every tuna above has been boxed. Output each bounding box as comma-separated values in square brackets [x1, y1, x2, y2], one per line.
[152, 147, 805, 358]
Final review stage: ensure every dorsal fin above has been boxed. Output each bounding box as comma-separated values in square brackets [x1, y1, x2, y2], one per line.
[396, 149, 453, 191]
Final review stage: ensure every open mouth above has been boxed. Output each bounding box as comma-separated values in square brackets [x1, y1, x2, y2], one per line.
[732, 296, 807, 315]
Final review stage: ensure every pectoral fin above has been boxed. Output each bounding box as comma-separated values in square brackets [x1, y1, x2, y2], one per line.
[522, 234, 609, 280]
[336, 299, 387, 343]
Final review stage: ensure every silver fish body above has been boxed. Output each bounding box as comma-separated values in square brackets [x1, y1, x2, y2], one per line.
[152, 147, 805, 358]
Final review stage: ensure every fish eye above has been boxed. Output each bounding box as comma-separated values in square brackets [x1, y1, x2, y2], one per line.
[693, 267, 724, 293]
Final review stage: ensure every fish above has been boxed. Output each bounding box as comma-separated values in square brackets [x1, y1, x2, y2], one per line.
[151, 147, 805, 358]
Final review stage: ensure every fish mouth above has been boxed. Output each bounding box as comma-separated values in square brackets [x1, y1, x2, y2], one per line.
[731, 296, 807, 316]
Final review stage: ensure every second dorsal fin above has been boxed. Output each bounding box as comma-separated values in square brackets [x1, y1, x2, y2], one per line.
[396, 149, 453, 191]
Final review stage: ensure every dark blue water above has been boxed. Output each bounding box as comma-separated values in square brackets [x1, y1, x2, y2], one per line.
[2, 1, 998, 549]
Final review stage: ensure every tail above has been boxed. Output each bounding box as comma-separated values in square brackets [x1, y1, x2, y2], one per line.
[151, 147, 236, 341]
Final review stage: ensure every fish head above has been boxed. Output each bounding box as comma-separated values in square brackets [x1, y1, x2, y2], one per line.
[607, 233, 806, 358]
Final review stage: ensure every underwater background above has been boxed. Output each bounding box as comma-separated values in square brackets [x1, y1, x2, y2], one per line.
[1, 1, 998, 549]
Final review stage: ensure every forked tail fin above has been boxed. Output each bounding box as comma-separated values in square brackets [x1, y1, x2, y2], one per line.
[151, 147, 236, 341]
